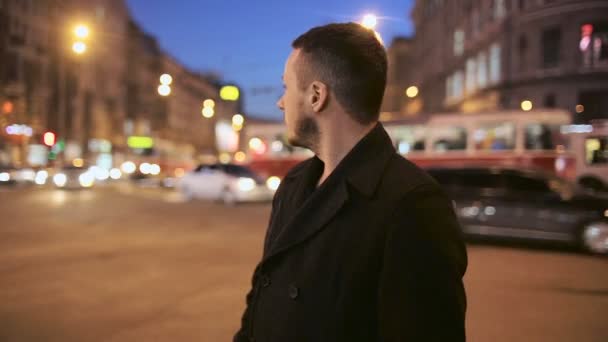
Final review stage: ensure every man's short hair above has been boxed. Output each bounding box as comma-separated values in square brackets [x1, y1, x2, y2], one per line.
[292, 22, 388, 125]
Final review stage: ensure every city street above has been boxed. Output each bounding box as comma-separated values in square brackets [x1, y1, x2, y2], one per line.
[1, 185, 607, 342]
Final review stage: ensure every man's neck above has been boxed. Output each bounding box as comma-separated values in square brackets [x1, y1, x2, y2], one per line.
[315, 121, 376, 186]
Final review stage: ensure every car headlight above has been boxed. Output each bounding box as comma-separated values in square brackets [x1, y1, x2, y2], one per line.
[237, 177, 256, 192]
[0, 172, 10, 182]
[79, 172, 95, 187]
[110, 168, 122, 180]
[35, 170, 48, 185]
[121, 161, 136, 174]
[53, 173, 67, 187]
[266, 176, 281, 191]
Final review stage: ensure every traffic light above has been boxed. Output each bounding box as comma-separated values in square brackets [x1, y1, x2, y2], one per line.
[43, 131, 56, 147]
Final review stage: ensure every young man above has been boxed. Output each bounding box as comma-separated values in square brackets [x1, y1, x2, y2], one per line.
[235, 23, 467, 342]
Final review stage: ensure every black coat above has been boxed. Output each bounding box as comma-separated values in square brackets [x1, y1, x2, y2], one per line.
[235, 124, 467, 342]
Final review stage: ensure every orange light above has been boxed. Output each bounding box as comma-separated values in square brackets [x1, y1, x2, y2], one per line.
[234, 151, 246, 162]
[2, 101, 14, 114]
[43, 132, 56, 146]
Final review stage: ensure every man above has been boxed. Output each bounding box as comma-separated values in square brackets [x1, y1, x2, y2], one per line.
[235, 23, 467, 342]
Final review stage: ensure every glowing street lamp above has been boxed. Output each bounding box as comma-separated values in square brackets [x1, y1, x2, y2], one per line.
[160, 73, 173, 85]
[202, 107, 214, 118]
[361, 14, 378, 30]
[232, 114, 244, 126]
[521, 100, 533, 112]
[74, 24, 90, 39]
[406, 86, 419, 98]
[203, 99, 215, 108]
[72, 41, 87, 54]
[158, 84, 171, 96]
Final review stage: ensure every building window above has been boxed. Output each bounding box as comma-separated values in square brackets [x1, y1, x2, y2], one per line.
[581, 23, 608, 68]
[542, 27, 561, 68]
[477, 52, 488, 89]
[453, 70, 464, 100]
[454, 30, 465, 56]
[446, 70, 464, 102]
[489, 43, 501, 84]
[543, 94, 556, 108]
[471, 10, 480, 37]
[519, 35, 528, 72]
[466, 58, 477, 93]
[493, 0, 506, 20]
[446, 75, 453, 100]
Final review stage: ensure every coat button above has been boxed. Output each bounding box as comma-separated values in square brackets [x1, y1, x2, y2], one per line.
[288, 284, 299, 299]
[261, 275, 271, 288]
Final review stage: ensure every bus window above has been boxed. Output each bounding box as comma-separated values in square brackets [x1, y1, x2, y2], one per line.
[525, 124, 565, 150]
[474, 122, 515, 151]
[586, 137, 608, 165]
[433, 126, 467, 152]
[386, 125, 426, 154]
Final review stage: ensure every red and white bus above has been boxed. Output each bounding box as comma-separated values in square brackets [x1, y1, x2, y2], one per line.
[560, 120, 608, 191]
[243, 110, 605, 190]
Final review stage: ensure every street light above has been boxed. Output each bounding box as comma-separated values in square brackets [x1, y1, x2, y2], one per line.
[74, 24, 90, 39]
[160, 73, 173, 85]
[406, 86, 419, 98]
[203, 99, 215, 108]
[361, 14, 378, 29]
[232, 114, 244, 126]
[158, 84, 171, 96]
[202, 107, 214, 118]
[72, 41, 87, 54]
[521, 100, 533, 111]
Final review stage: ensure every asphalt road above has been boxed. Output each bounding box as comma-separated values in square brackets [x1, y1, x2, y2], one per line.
[1, 184, 607, 341]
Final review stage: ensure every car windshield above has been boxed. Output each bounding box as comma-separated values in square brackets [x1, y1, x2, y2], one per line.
[223, 165, 259, 179]
[222, 165, 265, 184]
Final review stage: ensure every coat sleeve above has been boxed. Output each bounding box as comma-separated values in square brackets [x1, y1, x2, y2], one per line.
[233, 181, 285, 342]
[378, 184, 468, 342]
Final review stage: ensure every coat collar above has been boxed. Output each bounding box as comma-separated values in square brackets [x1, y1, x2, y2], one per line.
[261, 123, 395, 264]
[285, 123, 395, 196]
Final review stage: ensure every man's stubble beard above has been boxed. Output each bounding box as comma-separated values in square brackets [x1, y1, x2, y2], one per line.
[288, 116, 320, 153]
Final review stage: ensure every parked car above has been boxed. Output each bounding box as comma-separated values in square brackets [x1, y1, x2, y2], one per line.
[0, 165, 36, 186]
[426, 167, 608, 254]
[177, 163, 276, 205]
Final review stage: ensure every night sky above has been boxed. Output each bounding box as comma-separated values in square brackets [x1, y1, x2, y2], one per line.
[125, 0, 415, 120]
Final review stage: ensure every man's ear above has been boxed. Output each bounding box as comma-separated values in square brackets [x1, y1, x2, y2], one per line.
[310, 81, 329, 113]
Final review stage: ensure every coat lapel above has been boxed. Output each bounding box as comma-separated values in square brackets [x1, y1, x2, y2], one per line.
[262, 179, 349, 264]
[261, 123, 395, 265]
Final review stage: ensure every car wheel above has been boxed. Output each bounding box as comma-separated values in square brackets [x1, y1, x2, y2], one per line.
[580, 221, 608, 255]
[579, 177, 607, 193]
[221, 189, 237, 206]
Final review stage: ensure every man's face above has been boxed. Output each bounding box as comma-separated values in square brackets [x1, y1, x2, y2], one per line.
[277, 50, 319, 150]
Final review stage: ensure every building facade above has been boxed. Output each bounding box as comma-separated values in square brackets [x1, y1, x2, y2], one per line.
[383, 0, 608, 124]
[0, 0, 243, 169]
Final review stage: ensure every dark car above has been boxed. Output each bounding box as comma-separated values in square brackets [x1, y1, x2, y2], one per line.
[426, 167, 608, 255]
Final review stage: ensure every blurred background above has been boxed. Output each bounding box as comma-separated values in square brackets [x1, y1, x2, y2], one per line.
[0, 0, 607, 341]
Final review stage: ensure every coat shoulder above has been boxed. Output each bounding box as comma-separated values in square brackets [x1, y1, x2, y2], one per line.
[377, 153, 442, 200]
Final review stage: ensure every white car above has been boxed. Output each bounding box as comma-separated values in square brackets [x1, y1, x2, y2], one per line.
[178, 163, 277, 205]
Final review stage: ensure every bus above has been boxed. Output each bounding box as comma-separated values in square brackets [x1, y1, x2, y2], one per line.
[560, 120, 608, 192]
[243, 110, 605, 191]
